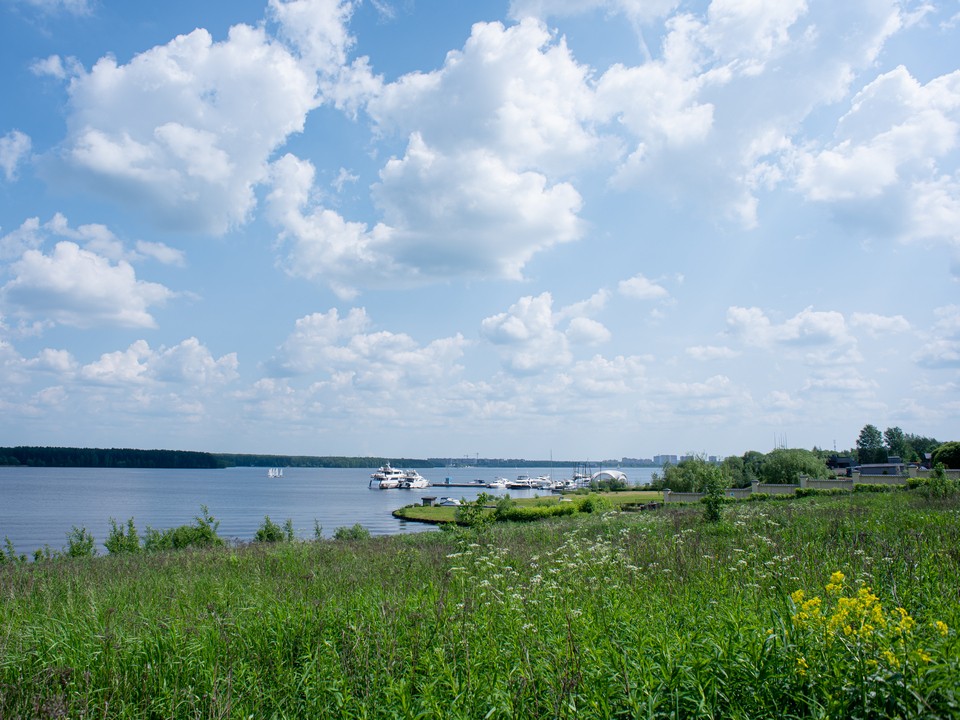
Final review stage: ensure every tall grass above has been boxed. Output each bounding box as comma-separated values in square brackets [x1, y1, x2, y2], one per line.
[1, 492, 958, 718]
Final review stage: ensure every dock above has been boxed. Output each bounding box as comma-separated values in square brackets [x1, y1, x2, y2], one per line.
[429, 480, 490, 488]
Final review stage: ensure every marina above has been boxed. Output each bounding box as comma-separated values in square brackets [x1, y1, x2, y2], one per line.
[0, 465, 658, 557]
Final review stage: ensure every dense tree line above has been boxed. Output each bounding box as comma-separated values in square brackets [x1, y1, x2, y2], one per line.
[655, 449, 831, 491]
[0, 447, 224, 468]
[216, 454, 437, 469]
[854, 425, 942, 464]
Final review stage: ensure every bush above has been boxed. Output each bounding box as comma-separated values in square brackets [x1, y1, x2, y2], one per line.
[1, 537, 27, 566]
[333, 523, 370, 541]
[496, 503, 579, 522]
[105, 518, 142, 554]
[144, 506, 224, 552]
[915, 463, 959, 499]
[65, 526, 96, 558]
[456, 493, 495, 529]
[576, 494, 613, 514]
[701, 470, 725, 522]
[255, 516, 294, 543]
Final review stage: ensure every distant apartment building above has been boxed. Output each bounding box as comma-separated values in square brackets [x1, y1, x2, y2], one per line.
[654, 454, 679, 466]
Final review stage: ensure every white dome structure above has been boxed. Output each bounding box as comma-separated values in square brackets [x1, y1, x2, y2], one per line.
[591, 470, 627, 483]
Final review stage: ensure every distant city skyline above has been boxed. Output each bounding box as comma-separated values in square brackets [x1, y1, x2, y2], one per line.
[1, 0, 957, 459]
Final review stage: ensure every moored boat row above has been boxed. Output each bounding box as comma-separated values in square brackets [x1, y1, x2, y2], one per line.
[369, 465, 431, 489]
[369, 465, 627, 490]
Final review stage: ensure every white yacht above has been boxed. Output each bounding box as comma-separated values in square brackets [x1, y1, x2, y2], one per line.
[507, 475, 534, 489]
[487, 476, 508, 489]
[369, 464, 405, 489]
[398, 470, 430, 489]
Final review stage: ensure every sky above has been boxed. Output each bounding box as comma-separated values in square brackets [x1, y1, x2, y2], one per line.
[0, 0, 958, 461]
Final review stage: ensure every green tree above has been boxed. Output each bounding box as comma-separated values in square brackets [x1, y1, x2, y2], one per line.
[884, 427, 907, 460]
[904, 433, 940, 462]
[662, 456, 725, 492]
[857, 424, 886, 464]
[932, 442, 960, 469]
[761, 449, 829, 484]
[720, 455, 750, 487]
[701, 465, 726, 523]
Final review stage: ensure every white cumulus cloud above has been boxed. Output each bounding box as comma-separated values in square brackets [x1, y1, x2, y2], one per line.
[2, 242, 174, 328]
[60, 22, 321, 234]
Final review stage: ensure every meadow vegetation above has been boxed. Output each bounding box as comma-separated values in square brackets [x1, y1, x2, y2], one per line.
[1, 492, 958, 718]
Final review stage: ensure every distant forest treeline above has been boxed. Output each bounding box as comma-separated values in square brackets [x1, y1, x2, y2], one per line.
[0, 447, 224, 469]
[0, 447, 641, 470]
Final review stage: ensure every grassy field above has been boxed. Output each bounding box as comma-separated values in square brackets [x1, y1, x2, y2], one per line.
[2, 491, 958, 718]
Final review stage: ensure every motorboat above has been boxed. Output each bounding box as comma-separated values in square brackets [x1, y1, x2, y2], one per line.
[531, 475, 553, 489]
[369, 464, 405, 489]
[507, 475, 534, 489]
[398, 470, 430, 489]
[487, 477, 508, 489]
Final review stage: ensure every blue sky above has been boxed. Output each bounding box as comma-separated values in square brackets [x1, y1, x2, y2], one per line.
[1, 0, 958, 460]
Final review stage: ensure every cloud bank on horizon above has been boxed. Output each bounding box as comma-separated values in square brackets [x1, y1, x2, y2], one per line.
[0, 0, 957, 459]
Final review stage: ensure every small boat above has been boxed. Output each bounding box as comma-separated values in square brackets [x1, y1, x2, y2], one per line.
[267, 467, 284, 478]
[487, 477, 508, 489]
[437, 497, 461, 506]
[398, 470, 430, 489]
[369, 464, 405, 489]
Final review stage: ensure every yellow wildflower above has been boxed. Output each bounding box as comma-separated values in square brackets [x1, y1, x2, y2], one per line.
[791, 589, 805, 604]
[883, 649, 900, 668]
[915, 648, 932, 663]
[895, 607, 916, 633]
[825, 571, 845, 594]
[796, 656, 808, 676]
[934, 620, 948, 636]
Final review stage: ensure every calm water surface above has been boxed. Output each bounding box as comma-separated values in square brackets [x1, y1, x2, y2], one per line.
[0, 465, 653, 557]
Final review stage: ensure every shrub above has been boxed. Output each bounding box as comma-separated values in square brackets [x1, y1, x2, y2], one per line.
[144, 506, 224, 552]
[1, 537, 27, 565]
[65, 526, 96, 558]
[333, 523, 370, 541]
[916, 463, 959, 499]
[576, 494, 612, 514]
[456, 493, 495, 529]
[493, 498, 580, 522]
[255, 515, 294, 543]
[105, 517, 141, 554]
[701, 469, 725, 522]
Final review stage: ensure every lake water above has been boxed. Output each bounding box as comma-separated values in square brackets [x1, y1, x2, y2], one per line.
[0, 465, 660, 557]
